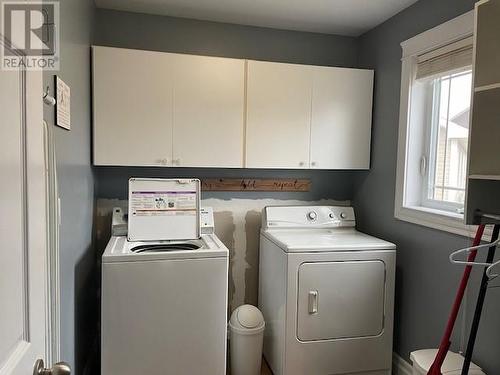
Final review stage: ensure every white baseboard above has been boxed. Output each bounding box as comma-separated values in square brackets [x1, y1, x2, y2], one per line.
[393, 352, 413, 375]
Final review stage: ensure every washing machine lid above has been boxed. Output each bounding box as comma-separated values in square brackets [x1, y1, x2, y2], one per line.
[128, 178, 200, 241]
[262, 228, 396, 252]
[102, 234, 228, 263]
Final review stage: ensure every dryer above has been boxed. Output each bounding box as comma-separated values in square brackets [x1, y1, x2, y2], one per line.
[101, 178, 229, 375]
[259, 206, 396, 375]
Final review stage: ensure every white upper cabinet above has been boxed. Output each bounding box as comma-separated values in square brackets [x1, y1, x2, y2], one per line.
[93, 47, 245, 168]
[245, 61, 373, 169]
[93, 47, 374, 170]
[310, 67, 374, 169]
[245, 60, 313, 169]
[93, 46, 174, 166]
[171, 54, 245, 168]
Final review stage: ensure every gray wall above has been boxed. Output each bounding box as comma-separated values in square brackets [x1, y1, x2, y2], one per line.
[42, 0, 96, 373]
[94, 8, 358, 67]
[94, 167, 357, 201]
[93, 8, 362, 203]
[354, 0, 500, 373]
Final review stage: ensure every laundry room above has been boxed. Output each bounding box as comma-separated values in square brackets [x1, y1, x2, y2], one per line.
[1, 0, 500, 374]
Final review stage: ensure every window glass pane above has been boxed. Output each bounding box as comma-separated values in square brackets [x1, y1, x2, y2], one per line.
[428, 71, 471, 207]
[430, 76, 450, 201]
[445, 72, 470, 203]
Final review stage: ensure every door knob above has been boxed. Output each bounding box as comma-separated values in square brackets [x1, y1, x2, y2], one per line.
[33, 359, 71, 375]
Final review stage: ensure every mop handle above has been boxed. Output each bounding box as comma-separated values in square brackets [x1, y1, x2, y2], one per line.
[427, 224, 485, 375]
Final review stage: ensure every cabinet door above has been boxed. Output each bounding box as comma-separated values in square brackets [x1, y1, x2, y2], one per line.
[93, 46, 173, 166]
[171, 54, 245, 167]
[473, 0, 500, 89]
[246, 61, 312, 169]
[310, 67, 373, 169]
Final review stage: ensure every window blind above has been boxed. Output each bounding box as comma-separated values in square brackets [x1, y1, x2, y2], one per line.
[416, 37, 473, 80]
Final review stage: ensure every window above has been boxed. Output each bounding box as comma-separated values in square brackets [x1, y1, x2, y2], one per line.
[423, 70, 472, 213]
[395, 11, 480, 238]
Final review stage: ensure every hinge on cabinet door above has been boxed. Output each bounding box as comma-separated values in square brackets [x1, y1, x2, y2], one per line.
[419, 155, 427, 176]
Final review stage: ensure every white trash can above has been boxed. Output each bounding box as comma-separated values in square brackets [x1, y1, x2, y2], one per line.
[229, 304, 265, 375]
[410, 349, 486, 375]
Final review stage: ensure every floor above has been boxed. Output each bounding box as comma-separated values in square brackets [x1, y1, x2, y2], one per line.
[228, 357, 273, 374]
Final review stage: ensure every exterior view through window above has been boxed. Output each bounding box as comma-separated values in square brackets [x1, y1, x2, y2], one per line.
[425, 70, 472, 212]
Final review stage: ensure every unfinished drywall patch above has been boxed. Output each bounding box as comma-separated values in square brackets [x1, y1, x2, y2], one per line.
[96, 198, 348, 312]
[211, 210, 236, 314]
[205, 198, 348, 310]
[244, 210, 261, 306]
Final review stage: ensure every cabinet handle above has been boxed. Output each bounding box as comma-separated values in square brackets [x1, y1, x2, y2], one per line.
[299, 161, 305, 167]
[311, 162, 317, 167]
[173, 158, 181, 166]
[308, 290, 318, 314]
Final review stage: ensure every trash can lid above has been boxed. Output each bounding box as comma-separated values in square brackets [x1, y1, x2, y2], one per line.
[410, 349, 485, 375]
[230, 304, 264, 329]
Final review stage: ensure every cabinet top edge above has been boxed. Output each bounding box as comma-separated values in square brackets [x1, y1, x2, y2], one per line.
[91, 45, 370, 72]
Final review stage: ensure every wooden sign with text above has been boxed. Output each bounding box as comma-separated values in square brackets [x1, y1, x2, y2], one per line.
[202, 178, 311, 192]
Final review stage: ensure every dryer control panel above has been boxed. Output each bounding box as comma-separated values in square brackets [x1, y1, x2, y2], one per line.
[262, 206, 355, 229]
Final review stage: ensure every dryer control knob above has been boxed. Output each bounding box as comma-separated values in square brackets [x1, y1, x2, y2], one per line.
[307, 211, 317, 221]
[340, 212, 347, 219]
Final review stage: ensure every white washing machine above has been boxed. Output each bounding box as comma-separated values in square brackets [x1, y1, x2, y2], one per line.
[101, 178, 229, 375]
[259, 206, 396, 375]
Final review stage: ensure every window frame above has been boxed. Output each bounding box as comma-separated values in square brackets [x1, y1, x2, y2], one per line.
[394, 10, 484, 239]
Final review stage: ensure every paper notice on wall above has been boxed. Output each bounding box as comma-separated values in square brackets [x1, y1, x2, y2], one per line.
[130, 191, 197, 217]
[55, 76, 71, 130]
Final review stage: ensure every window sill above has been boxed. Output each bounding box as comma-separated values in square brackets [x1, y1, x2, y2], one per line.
[395, 205, 490, 240]
[410, 205, 464, 219]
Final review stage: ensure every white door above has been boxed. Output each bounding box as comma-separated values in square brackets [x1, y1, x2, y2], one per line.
[92, 46, 174, 166]
[246, 60, 312, 169]
[310, 67, 373, 169]
[171, 54, 245, 168]
[0, 42, 52, 374]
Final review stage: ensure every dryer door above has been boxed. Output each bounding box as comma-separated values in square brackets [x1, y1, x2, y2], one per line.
[297, 260, 385, 341]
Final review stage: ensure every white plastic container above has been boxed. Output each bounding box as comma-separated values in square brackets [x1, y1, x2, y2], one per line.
[229, 305, 265, 375]
[410, 349, 486, 375]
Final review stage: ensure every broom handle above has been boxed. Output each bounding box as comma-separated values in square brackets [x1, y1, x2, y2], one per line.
[427, 224, 485, 375]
